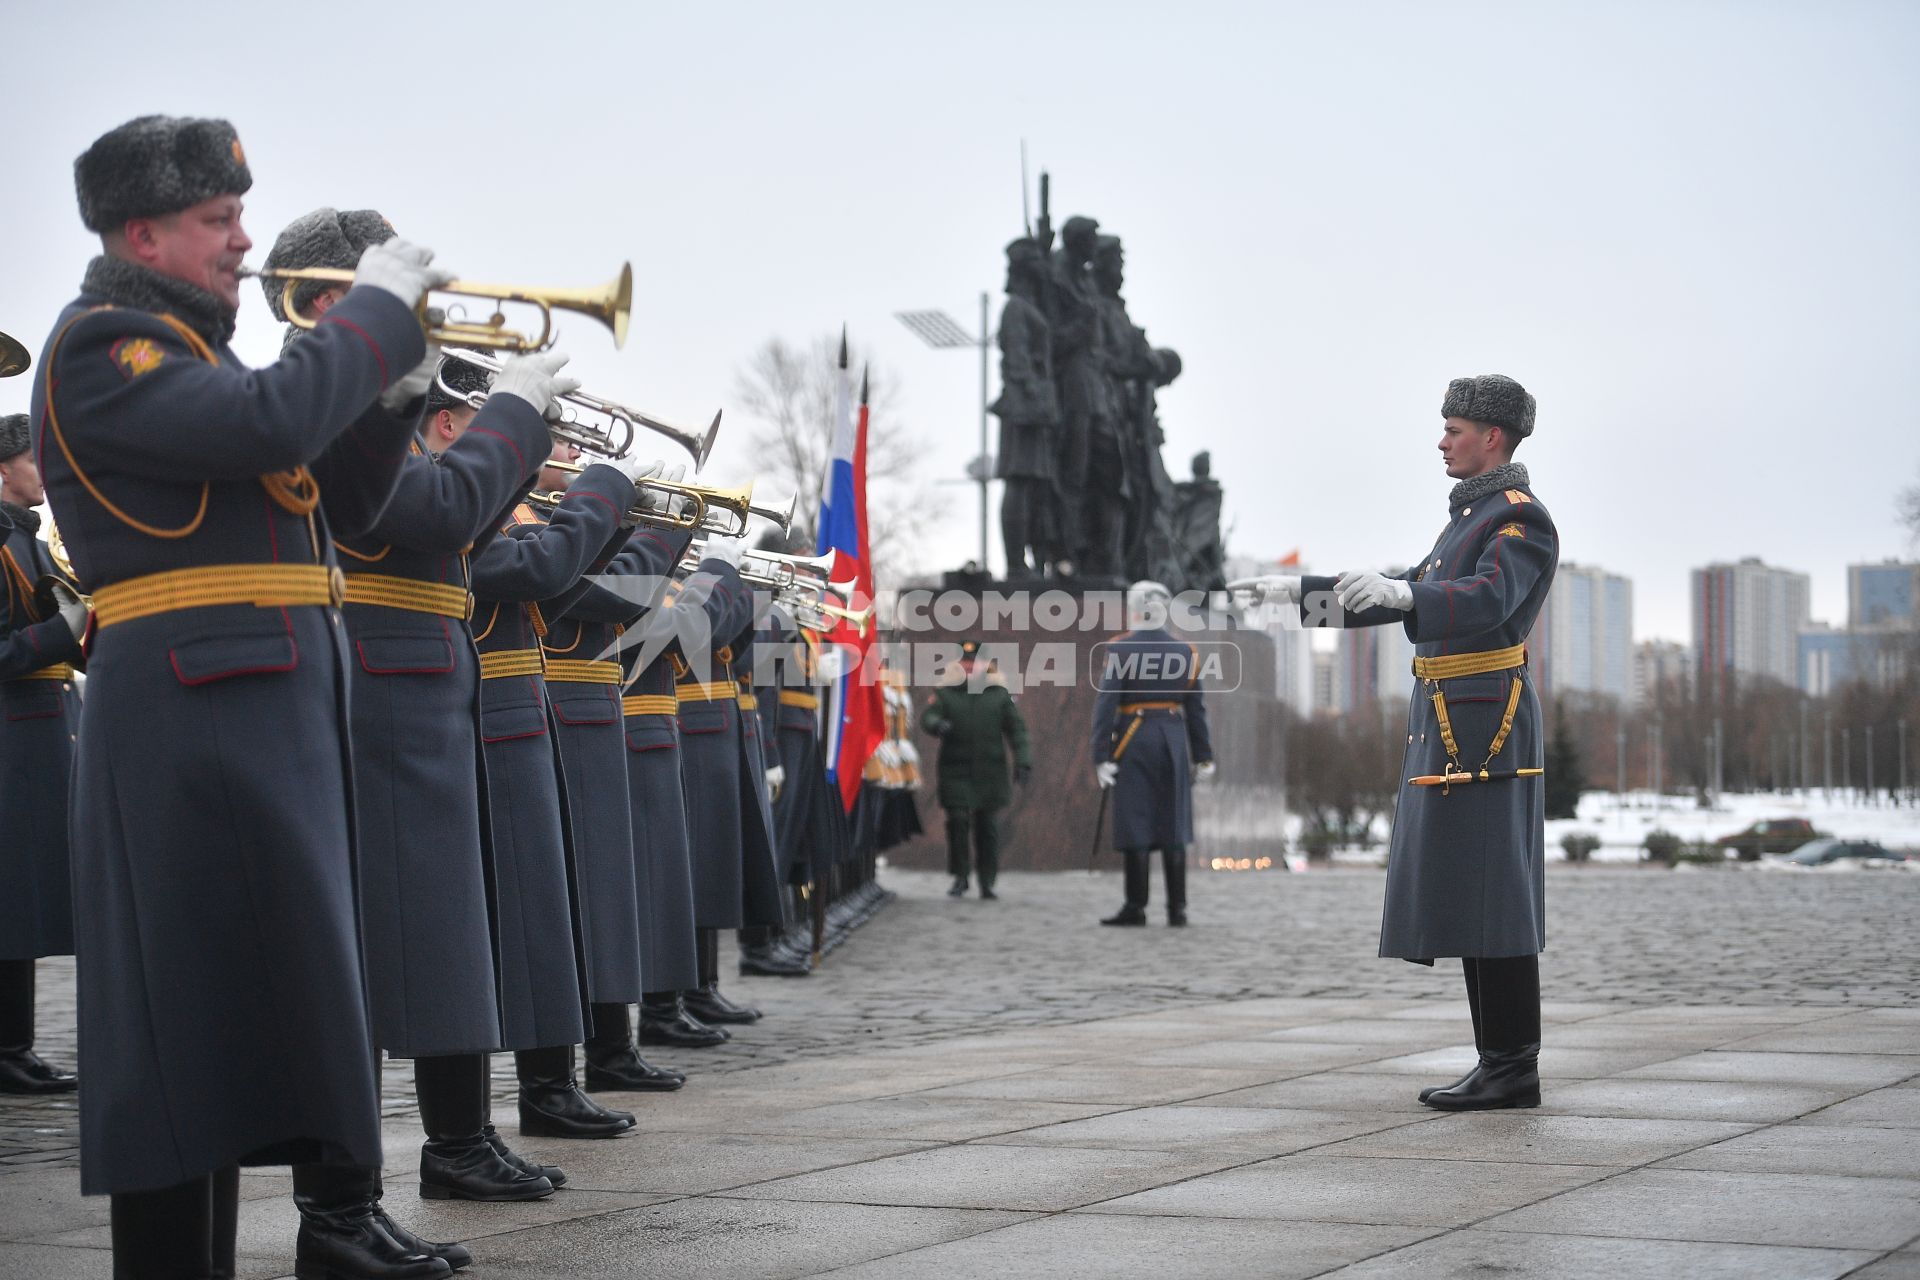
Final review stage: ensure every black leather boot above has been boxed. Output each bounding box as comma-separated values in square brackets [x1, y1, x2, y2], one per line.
[111, 1170, 216, 1280]
[1421, 959, 1486, 1104]
[1163, 846, 1188, 926]
[724, 923, 791, 987]
[416, 1053, 552, 1202]
[1101, 850, 1150, 925]
[686, 983, 762, 1023]
[367, 1171, 472, 1273]
[638, 993, 729, 1048]
[585, 1003, 685, 1092]
[292, 1163, 451, 1280]
[737, 943, 810, 977]
[515, 1046, 634, 1139]
[946, 877, 967, 897]
[0, 1046, 78, 1093]
[483, 1126, 567, 1189]
[1422, 1044, 1541, 1110]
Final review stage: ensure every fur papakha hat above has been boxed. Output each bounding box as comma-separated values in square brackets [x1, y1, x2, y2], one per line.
[74, 115, 252, 234]
[262, 207, 396, 322]
[0, 414, 29, 462]
[1441, 374, 1535, 438]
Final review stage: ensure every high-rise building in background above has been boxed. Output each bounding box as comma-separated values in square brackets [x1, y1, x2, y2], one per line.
[1848, 561, 1919, 629]
[1533, 562, 1633, 702]
[1333, 615, 1415, 713]
[1224, 552, 1314, 712]
[1692, 558, 1810, 700]
[1633, 639, 1691, 704]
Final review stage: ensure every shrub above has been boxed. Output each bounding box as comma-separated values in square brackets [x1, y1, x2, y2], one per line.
[1560, 832, 1601, 863]
[1642, 829, 1683, 864]
[1675, 841, 1730, 866]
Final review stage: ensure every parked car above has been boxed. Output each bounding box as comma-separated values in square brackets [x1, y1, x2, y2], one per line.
[1780, 839, 1909, 867]
[1715, 818, 1825, 861]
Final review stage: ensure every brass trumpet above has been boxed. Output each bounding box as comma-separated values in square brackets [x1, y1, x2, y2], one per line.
[34, 516, 89, 616]
[0, 329, 30, 378]
[241, 262, 633, 352]
[533, 461, 759, 535]
[436, 347, 719, 467]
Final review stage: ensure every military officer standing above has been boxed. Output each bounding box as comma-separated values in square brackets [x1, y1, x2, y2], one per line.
[1233, 374, 1557, 1111]
[0, 414, 83, 1095]
[34, 115, 458, 1279]
[1090, 581, 1215, 927]
[920, 641, 1032, 900]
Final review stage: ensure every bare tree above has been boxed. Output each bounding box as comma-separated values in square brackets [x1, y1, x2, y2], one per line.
[733, 332, 948, 582]
[1900, 467, 1920, 548]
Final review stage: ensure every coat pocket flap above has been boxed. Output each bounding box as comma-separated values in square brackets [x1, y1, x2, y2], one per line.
[481, 703, 548, 743]
[355, 633, 455, 676]
[625, 720, 676, 752]
[551, 690, 618, 726]
[677, 701, 728, 734]
[1438, 673, 1513, 703]
[2, 684, 65, 721]
[169, 632, 298, 686]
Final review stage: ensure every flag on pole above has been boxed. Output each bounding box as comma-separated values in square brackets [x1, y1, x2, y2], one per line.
[815, 331, 885, 811]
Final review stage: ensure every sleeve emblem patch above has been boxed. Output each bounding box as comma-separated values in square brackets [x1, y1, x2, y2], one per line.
[112, 338, 164, 380]
[1496, 522, 1526, 538]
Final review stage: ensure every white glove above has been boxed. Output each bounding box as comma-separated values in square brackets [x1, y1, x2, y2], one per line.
[1192, 760, 1217, 784]
[492, 351, 579, 420]
[1227, 574, 1301, 604]
[1335, 570, 1413, 613]
[379, 341, 442, 411]
[703, 535, 746, 568]
[637, 461, 687, 514]
[53, 580, 89, 640]
[353, 238, 455, 311]
[1096, 761, 1119, 789]
[765, 763, 785, 801]
[613, 454, 665, 489]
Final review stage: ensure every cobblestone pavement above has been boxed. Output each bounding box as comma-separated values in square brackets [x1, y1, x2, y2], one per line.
[3, 866, 1917, 1278]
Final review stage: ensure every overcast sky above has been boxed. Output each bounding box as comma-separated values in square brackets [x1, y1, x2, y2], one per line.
[5, 0, 1915, 641]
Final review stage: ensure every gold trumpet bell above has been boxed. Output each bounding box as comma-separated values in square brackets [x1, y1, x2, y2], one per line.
[0, 329, 30, 378]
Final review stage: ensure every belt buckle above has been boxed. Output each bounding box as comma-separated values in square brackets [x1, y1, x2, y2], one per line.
[327, 567, 347, 609]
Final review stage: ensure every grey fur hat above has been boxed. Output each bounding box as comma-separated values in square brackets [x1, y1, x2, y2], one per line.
[1441, 374, 1535, 438]
[0, 414, 28, 461]
[74, 115, 252, 234]
[262, 207, 396, 322]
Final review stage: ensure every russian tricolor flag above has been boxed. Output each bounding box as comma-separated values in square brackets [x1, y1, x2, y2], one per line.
[816, 330, 885, 811]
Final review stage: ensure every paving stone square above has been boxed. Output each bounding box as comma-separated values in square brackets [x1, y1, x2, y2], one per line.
[2, 865, 1917, 1278]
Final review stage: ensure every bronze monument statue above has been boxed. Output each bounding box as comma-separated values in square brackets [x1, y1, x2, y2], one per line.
[989, 238, 1060, 577]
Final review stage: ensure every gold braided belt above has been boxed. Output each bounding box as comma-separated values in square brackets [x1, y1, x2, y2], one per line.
[1118, 699, 1183, 715]
[11, 664, 75, 682]
[545, 658, 622, 685]
[622, 693, 679, 717]
[736, 687, 759, 711]
[674, 679, 737, 704]
[1412, 644, 1531, 791]
[778, 690, 820, 710]
[91, 564, 345, 629]
[341, 573, 473, 620]
[479, 649, 544, 681]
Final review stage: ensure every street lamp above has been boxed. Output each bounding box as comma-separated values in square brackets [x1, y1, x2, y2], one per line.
[896, 298, 992, 572]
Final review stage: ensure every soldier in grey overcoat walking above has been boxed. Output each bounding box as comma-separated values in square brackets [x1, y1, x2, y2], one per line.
[1091, 581, 1215, 926]
[34, 115, 459, 1278]
[0, 415, 83, 1095]
[1233, 374, 1557, 1111]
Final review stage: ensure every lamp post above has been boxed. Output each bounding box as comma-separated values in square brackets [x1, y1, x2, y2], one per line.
[896, 297, 992, 573]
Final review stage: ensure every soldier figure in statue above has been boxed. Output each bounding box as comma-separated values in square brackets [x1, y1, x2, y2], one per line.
[990, 238, 1061, 578]
[1085, 234, 1156, 579]
[1045, 215, 1107, 573]
[1137, 348, 1187, 585]
[1170, 449, 1228, 593]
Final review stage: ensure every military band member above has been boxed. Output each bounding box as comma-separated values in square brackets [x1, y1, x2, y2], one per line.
[1233, 374, 1557, 1111]
[751, 604, 832, 971]
[921, 640, 1033, 900]
[1091, 581, 1214, 927]
[265, 204, 576, 1214]
[539, 495, 697, 1093]
[0, 415, 83, 1096]
[631, 539, 749, 1050]
[734, 604, 810, 979]
[34, 115, 455, 1279]
[469, 438, 651, 1140]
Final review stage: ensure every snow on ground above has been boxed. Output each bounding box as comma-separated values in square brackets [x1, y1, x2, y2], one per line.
[1316, 789, 1920, 867]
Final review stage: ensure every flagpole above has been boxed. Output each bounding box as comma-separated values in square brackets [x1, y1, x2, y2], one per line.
[978, 290, 990, 573]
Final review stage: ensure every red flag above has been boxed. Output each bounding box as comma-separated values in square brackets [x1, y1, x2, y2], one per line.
[818, 362, 885, 811]
[1278, 549, 1301, 567]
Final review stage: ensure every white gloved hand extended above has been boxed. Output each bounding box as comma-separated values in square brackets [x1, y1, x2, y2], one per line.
[1227, 574, 1301, 604]
[353, 238, 455, 311]
[379, 341, 442, 411]
[765, 763, 786, 802]
[1192, 760, 1218, 784]
[1096, 761, 1119, 790]
[492, 351, 579, 421]
[638, 461, 688, 515]
[703, 535, 746, 568]
[53, 580, 89, 640]
[1334, 570, 1413, 613]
